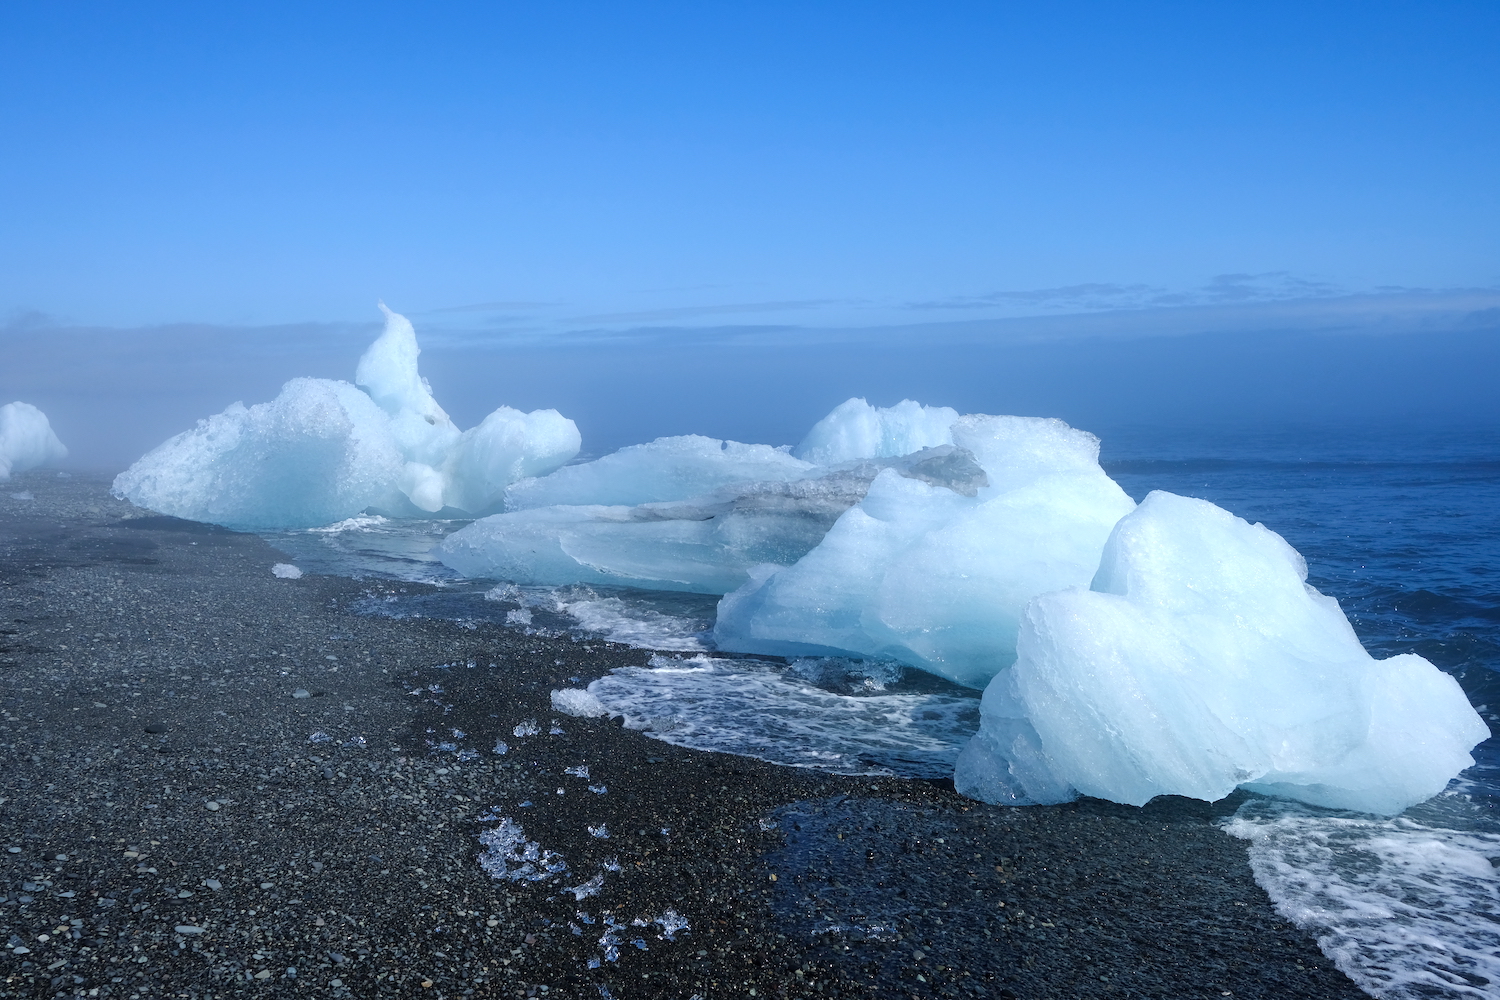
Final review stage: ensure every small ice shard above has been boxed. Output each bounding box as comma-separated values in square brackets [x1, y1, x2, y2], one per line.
[272, 563, 304, 579]
[477, 817, 567, 882]
[564, 873, 605, 901]
[512, 719, 540, 738]
[505, 608, 533, 626]
[564, 765, 590, 778]
[112, 306, 579, 529]
[493, 741, 509, 755]
[587, 823, 610, 839]
[715, 414, 1135, 688]
[0, 402, 68, 481]
[551, 688, 609, 718]
[955, 491, 1491, 815]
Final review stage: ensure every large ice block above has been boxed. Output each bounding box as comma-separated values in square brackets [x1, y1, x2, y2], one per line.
[715, 416, 1136, 689]
[954, 491, 1490, 815]
[113, 306, 580, 526]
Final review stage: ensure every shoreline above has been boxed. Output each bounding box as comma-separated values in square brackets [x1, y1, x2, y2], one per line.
[0, 470, 1366, 999]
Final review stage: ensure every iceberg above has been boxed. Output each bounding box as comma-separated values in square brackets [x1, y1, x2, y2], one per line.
[440, 470, 876, 594]
[0, 401, 68, 480]
[714, 415, 1136, 689]
[438, 399, 1000, 595]
[112, 306, 580, 529]
[954, 491, 1490, 815]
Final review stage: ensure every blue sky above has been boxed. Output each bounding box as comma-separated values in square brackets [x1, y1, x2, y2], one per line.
[2, 1, 1496, 333]
[2, 3, 1498, 468]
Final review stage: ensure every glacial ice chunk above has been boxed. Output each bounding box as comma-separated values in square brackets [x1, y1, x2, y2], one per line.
[0, 402, 68, 480]
[715, 416, 1136, 689]
[505, 434, 817, 510]
[440, 472, 876, 594]
[113, 306, 579, 527]
[955, 491, 1490, 815]
[792, 398, 958, 466]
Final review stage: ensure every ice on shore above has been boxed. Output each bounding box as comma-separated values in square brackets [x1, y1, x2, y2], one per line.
[0, 401, 68, 480]
[714, 416, 1136, 688]
[504, 435, 818, 510]
[440, 470, 877, 594]
[112, 305, 579, 529]
[438, 399, 1006, 597]
[954, 492, 1489, 815]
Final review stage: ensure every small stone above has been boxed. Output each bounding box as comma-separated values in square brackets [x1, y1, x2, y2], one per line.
[260, 882, 274, 889]
[205, 801, 220, 812]
[174, 925, 204, 935]
[11, 946, 29, 955]
[255, 970, 272, 979]
[331, 979, 343, 988]
[5, 847, 19, 854]
[292, 689, 311, 700]
[143, 723, 168, 734]
[204, 879, 222, 891]
[177, 890, 193, 898]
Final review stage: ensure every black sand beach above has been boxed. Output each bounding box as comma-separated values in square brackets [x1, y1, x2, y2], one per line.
[0, 470, 1367, 999]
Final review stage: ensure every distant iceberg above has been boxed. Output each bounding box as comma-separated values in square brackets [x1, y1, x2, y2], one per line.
[954, 492, 1489, 816]
[112, 305, 580, 529]
[0, 401, 68, 480]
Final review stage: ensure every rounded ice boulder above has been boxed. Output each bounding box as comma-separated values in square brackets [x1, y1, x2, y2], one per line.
[0, 401, 68, 480]
[954, 491, 1490, 815]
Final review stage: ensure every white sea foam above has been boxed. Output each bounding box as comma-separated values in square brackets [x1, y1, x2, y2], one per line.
[584, 654, 978, 778]
[1225, 795, 1500, 998]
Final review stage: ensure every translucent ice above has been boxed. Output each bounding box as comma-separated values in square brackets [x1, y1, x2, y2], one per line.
[715, 416, 1135, 688]
[792, 398, 958, 466]
[112, 306, 579, 528]
[504, 434, 818, 510]
[0, 402, 68, 480]
[954, 492, 1489, 815]
[439, 471, 875, 594]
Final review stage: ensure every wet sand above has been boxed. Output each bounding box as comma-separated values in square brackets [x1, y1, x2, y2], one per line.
[0, 470, 1366, 999]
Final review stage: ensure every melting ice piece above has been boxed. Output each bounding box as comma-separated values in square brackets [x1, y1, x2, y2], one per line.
[504, 434, 818, 510]
[588, 823, 610, 839]
[792, 398, 958, 467]
[271, 563, 303, 579]
[716, 415, 1135, 688]
[552, 688, 609, 718]
[654, 909, 690, 941]
[439, 472, 876, 594]
[513, 719, 540, 738]
[0, 402, 67, 480]
[477, 817, 567, 881]
[564, 765, 590, 778]
[112, 306, 579, 529]
[564, 873, 605, 901]
[955, 491, 1490, 814]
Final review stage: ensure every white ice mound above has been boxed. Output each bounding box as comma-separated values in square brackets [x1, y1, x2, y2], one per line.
[440, 472, 875, 594]
[714, 415, 1136, 689]
[504, 434, 817, 510]
[0, 401, 68, 480]
[954, 491, 1490, 815]
[793, 398, 958, 466]
[112, 306, 580, 528]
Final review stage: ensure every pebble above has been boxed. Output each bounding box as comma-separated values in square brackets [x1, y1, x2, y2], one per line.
[260, 882, 274, 889]
[143, 723, 168, 734]
[293, 689, 311, 699]
[205, 879, 222, 890]
[174, 925, 204, 935]
[205, 801, 221, 811]
[5, 847, 19, 854]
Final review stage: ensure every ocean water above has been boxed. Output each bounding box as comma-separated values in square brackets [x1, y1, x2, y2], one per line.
[262, 423, 1500, 999]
